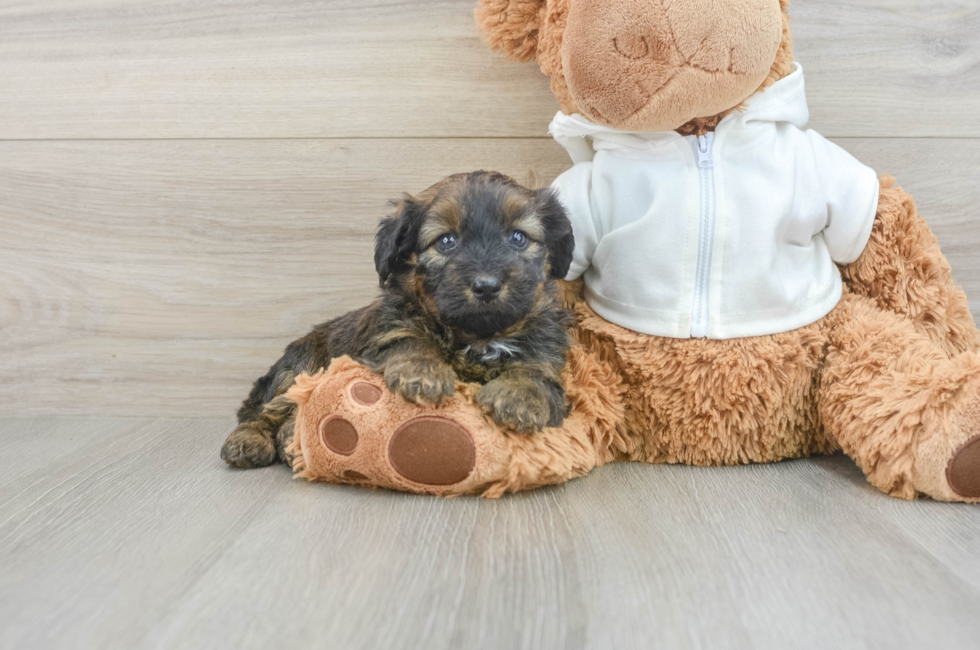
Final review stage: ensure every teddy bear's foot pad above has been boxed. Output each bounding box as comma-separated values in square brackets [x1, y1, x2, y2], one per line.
[318, 409, 477, 487]
[289, 361, 513, 495]
[947, 434, 980, 498]
[320, 416, 359, 455]
[388, 417, 477, 485]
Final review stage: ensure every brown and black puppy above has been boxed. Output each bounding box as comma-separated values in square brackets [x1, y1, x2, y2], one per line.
[221, 171, 575, 469]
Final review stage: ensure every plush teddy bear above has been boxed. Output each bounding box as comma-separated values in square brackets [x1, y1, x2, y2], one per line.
[286, 0, 980, 501]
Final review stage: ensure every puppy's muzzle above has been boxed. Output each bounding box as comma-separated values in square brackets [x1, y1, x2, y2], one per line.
[471, 275, 502, 303]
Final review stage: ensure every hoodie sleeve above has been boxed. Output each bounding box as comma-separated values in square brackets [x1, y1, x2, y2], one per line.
[551, 162, 601, 281]
[806, 131, 880, 264]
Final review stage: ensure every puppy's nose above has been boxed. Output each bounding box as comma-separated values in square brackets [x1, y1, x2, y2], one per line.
[471, 276, 502, 302]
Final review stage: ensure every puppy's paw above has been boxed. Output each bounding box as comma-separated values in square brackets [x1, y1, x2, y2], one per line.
[221, 424, 277, 469]
[384, 356, 457, 405]
[276, 421, 297, 467]
[476, 377, 553, 434]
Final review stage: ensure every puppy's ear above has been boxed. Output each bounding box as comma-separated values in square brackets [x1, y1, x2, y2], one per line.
[475, 0, 546, 63]
[374, 195, 425, 286]
[536, 188, 574, 280]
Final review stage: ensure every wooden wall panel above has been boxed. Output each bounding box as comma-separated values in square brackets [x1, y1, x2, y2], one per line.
[1, 0, 978, 139]
[2, 138, 977, 416]
[0, 139, 567, 415]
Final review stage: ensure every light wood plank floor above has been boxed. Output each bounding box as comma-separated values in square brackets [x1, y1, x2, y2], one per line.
[1, 418, 979, 650]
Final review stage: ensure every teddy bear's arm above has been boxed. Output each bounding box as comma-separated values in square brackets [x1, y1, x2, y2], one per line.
[805, 130, 880, 265]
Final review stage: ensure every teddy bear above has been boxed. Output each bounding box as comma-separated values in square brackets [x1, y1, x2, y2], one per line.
[284, 0, 980, 502]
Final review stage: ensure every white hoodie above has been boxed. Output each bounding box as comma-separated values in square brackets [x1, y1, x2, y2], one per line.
[550, 63, 880, 340]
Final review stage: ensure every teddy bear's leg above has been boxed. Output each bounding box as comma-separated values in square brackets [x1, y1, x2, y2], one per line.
[821, 294, 980, 502]
[841, 177, 980, 357]
[286, 355, 613, 497]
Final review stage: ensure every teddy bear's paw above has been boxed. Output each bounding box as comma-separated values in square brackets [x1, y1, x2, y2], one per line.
[291, 367, 511, 496]
[942, 385, 980, 501]
[317, 409, 476, 486]
[913, 385, 980, 503]
[386, 417, 477, 486]
[947, 435, 980, 499]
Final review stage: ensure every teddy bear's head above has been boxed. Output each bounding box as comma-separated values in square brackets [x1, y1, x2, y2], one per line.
[476, 0, 795, 134]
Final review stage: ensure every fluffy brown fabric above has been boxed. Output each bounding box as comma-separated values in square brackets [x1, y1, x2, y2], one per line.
[476, 0, 794, 134]
[841, 178, 980, 357]
[474, 0, 547, 64]
[287, 346, 623, 497]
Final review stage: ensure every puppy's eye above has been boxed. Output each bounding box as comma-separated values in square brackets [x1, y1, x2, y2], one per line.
[435, 234, 458, 254]
[508, 230, 529, 250]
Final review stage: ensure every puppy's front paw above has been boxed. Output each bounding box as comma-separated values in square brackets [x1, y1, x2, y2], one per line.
[476, 377, 553, 434]
[384, 356, 457, 405]
[221, 424, 277, 468]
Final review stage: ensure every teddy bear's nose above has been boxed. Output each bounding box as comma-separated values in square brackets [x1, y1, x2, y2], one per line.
[562, 0, 684, 127]
[613, 34, 650, 60]
[612, 27, 678, 63]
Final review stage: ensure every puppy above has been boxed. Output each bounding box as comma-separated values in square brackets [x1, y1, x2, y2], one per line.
[221, 171, 575, 468]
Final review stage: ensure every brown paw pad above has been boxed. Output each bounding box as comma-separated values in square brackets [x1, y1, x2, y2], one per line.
[947, 434, 980, 498]
[320, 416, 358, 456]
[350, 382, 382, 406]
[387, 417, 476, 486]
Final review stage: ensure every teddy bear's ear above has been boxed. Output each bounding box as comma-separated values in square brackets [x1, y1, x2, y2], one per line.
[475, 0, 547, 63]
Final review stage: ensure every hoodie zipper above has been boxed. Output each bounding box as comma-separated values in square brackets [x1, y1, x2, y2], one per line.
[688, 132, 715, 338]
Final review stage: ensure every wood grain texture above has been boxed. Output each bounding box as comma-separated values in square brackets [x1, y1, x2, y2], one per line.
[1, 418, 978, 650]
[792, 0, 980, 137]
[3, 137, 979, 417]
[1, 0, 978, 139]
[0, 138, 567, 416]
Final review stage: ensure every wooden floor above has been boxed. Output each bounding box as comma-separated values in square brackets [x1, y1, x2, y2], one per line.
[3, 1, 980, 648]
[1, 417, 978, 650]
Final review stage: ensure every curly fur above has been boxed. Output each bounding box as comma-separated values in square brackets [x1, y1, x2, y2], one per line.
[222, 171, 576, 468]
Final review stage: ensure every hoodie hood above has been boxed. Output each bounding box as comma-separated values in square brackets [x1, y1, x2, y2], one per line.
[549, 62, 808, 164]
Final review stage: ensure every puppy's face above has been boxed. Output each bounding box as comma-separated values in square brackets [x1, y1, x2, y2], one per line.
[375, 172, 574, 338]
